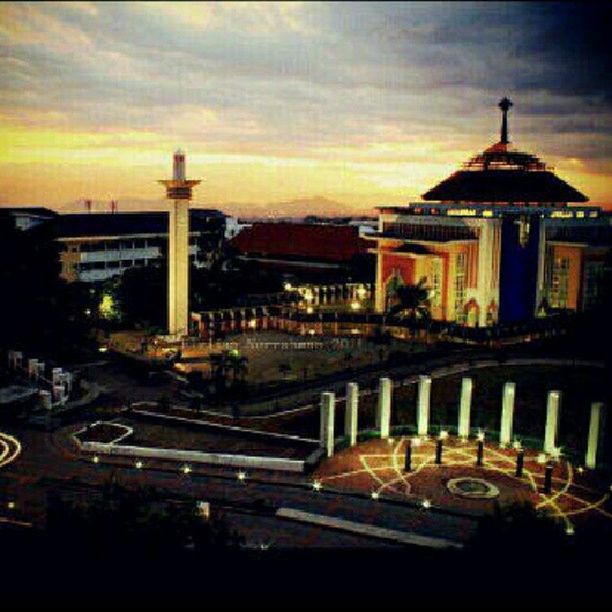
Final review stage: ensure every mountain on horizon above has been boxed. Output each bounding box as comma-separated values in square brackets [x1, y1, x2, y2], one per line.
[15, 195, 376, 218]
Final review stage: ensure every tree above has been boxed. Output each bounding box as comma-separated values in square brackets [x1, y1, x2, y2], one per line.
[388, 277, 431, 324]
[0, 213, 94, 358]
[114, 262, 167, 329]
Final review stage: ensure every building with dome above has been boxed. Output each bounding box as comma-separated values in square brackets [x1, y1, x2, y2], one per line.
[372, 99, 611, 326]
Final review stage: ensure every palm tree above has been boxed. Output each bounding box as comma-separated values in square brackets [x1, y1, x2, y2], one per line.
[388, 278, 431, 337]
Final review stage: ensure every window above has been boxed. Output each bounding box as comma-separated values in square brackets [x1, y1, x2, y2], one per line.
[454, 253, 466, 323]
[432, 259, 442, 307]
[548, 257, 570, 309]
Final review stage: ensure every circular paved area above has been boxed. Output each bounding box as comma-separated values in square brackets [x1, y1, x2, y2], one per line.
[314, 436, 612, 532]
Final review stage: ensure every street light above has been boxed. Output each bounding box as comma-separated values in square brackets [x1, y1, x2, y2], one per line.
[312, 479, 322, 491]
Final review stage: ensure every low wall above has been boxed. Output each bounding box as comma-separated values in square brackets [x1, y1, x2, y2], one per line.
[77, 439, 307, 473]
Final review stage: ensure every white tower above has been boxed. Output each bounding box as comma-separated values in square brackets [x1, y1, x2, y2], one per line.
[159, 150, 201, 336]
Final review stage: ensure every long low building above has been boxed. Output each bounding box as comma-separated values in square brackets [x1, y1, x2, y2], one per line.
[56, 210, 226, 283]
[372, 99, 611, 326]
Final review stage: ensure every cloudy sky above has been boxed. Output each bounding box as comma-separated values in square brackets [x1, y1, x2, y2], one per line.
[0, 1, 610, 215]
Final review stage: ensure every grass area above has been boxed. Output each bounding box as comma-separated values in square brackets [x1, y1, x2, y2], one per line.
[117, 417, 316, 459]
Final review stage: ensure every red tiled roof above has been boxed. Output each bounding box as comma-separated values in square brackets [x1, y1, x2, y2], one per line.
[230, 223, 371, 262]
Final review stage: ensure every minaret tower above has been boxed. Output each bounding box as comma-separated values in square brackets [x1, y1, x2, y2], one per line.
[159, 150, 201, 336]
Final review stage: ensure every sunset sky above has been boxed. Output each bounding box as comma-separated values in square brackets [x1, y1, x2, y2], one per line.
[0, 1, 610, 216]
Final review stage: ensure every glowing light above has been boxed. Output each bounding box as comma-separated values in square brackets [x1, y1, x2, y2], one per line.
[92, 455, 100, 464]
[99, 293, 118, 320]
[98, 346, 108, 353]
[248, 320, 257, 329]
[439, 430, 449, 441]
[306, 306, 314, 314]
[308, 329, 315, 336]
[350, 301, 361, 311]
[421, 499, 432, 509]
[357, 287, 367, 299]
[537, 453, 547, 465]
[312, 479, 322, 491]
[551, 447, 562, 461]
[477, 431, 485, 442]
[135, 460, 143, 469]
[237, 470, 247, 481]
[512, 439, 523, 451]
[565, 525, 575, 536]
[7, 501, 15, 510]
[411, 437, 422, 447]
[371, 491, 380, 500]
[182, 464, 192, 475]
[577, 466, 585, 474]
[284, 283, 293, 291]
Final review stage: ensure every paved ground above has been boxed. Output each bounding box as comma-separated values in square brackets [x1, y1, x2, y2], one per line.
[314, 436, 612, 533]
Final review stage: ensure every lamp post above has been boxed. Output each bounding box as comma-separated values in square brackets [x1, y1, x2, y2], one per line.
[515, 444, 524, 478]
[543, 462, 554, 494]
[476, 430, 485, 466]
[435, 430, 447, 465]
[404, 438, 412, 472]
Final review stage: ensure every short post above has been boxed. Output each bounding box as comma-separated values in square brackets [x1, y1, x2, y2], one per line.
[458, 377, 472, 438]
[52, 367, 63, 386]
[417, 375, 431, 437]
[377, 377, 392, 439]
[500, 382, 515, 447]
[544, 390, 561, 454]
[543, 462, 553, 494]
[345, 382, 359, 447]
[435, 438, 443, 465]
[515, 448, 524, 478]
[404, 438, 412, 472]
[320, 392, 336, 458]
[476, 431, 485, 466]
[585, 402, 605, 470]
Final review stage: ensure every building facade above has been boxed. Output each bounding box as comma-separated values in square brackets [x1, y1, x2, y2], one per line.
[57, 209, 225, 283]
[373, 100, 611, 326]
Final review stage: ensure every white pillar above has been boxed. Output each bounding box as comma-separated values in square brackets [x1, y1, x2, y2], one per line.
[40, 390, 52, 410]
[417, 375, 431, 437]
[544, 390, 561, 454]
[345, 382, 359, 446]
[458, 377, 472, 438]
[585, 402, 605, 470]
[52, 367, 63, 386]
[168, 199, 190, 336]
[320, 392, 335, 457]
[28, 358, 39, 379]
[500, 382, 516, 447]
[377, 378, 391, 439]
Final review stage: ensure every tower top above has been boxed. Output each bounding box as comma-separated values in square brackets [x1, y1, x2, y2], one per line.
[159, 149, 201, 200]
[498, 97, 513, 144]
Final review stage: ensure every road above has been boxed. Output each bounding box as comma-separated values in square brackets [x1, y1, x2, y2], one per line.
[0, 425, 478, 549]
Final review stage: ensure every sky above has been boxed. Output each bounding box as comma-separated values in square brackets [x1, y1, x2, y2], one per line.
[0, 1, 610, 216]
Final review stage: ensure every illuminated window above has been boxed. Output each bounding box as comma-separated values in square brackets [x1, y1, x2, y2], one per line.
[454, 253, 466, 323]
[432, 260, 442, 307]
[548, 257, 570, 309]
